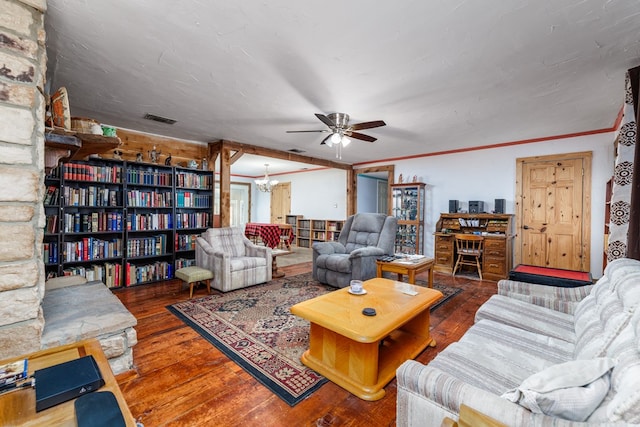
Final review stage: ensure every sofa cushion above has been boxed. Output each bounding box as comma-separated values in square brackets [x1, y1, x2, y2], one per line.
[475, 294, 576, 342]
[229, 256, 266, 272]
[207, 227, 245, 257]
[501, 358, 615, 421]
[573, 266, 640, 359]
[314, 253, 352, 274]
[428, 319, 575, 395]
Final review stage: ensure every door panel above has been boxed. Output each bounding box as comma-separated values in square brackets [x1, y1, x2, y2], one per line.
[270, 182, 291, 224]
[517, 153, 591, 272]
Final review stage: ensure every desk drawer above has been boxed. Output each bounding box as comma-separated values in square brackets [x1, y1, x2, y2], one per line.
[484, 258, 506, 276]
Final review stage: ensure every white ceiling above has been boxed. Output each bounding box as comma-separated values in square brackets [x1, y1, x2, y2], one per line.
[44, 1, 640, 176]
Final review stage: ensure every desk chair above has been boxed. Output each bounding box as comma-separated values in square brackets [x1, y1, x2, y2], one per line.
[453, 234, 484, 280]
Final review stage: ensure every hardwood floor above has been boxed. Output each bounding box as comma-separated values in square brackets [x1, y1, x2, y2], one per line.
[114, 262, 497, 427]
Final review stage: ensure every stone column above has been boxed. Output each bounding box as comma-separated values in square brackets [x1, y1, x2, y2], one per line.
[0, 0, 47, 359]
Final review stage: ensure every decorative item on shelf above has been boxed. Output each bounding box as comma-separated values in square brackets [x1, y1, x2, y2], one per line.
[255, 163, 279, 193]
[113, 150, 122, 160]
[148, 146, 161, 164]
[398, 174, 403, 183]
[165, 154, 172, 165]
[201, 158, 208, 170]
[412, 175, 417, 182]
[187, 159, 198, 169]
[71, 117, 102, 135]
[50, 87, 71, 130]
[101, 125, 117, 137]
[136, 152, 143, 162]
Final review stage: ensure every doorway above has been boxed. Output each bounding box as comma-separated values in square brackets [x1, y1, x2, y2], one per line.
[270, 182, 291, 224]
[354, 165, 395, 215]
[515, 151, 592, 271]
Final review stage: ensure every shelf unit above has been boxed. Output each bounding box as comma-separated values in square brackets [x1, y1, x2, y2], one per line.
[391, 182, 426, 255]
[434, 213, 514, 281]
[43, 159, 213, 288]
[296, 218, 345, 248]
[285, 215, 302, 246]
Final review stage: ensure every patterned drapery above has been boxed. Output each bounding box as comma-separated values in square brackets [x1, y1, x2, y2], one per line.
[607, 73, 637, 262]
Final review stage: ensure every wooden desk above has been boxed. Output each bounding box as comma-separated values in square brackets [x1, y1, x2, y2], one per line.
[434, 213, 514, 281]
[291, 278, 442, 401]
[376, 257, 435, 286]
[0, 339, 135, 427]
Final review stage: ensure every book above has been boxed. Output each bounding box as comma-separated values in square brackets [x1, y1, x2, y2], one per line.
[0, 359, 28, 391]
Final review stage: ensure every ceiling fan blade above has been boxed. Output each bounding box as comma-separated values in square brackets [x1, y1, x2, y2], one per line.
[350, 120, 386, 131]
[315, 113, 336, 128]
[348, 131, 377, 142]
[319, 134, 333, 145]
[286, 130, 330, 133]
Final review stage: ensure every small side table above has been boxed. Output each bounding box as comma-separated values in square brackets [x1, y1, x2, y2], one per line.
[0, 339, 136, 426]
[376, 257, 435, 287]
[272, 249, 292, 278]
[175, 266, 213, 298]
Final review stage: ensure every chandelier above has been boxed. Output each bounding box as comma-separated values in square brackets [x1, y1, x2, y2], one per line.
[322, 130, 351, 159]
[255, 163, 279, 192]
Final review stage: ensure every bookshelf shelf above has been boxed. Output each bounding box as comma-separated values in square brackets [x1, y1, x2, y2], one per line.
[296, 218, 345, 248]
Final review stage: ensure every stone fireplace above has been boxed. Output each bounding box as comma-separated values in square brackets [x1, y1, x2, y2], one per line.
[0, 0, 49, 359]
[0, 1, 138, 375]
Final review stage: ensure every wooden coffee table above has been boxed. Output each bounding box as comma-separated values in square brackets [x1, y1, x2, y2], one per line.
[376, 257, 435, 286]
[290, 278, 443, 401]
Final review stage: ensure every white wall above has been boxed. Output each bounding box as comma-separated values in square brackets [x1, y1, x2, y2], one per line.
[252, 168, 348, 222]
[363, 132, 615, 277]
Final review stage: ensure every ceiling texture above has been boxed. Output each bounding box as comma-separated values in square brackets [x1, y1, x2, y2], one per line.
[44, 1, 640, 176]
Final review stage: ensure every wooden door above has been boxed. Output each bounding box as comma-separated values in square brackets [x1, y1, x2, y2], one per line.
[515, 152, 592, 271]
[270, 182, 291, 224]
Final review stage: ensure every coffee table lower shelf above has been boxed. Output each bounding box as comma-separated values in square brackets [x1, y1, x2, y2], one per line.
[301, 310, 435, 401]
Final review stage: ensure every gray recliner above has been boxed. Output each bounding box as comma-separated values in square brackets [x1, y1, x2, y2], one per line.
[312, 213, 398, 288]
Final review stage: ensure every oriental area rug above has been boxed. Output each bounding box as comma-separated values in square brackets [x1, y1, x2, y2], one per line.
[167, 272, 461, 406]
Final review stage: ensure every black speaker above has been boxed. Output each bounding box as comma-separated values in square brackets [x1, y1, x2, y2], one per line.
[448, 200, 459, 213]
[469, 201, 484, 214]
[495, 198, 506, 214]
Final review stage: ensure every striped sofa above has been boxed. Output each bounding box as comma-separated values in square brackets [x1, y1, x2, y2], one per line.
[396, 258, 640, 426]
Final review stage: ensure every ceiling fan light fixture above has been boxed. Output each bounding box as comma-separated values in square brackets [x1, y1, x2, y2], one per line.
[255, 163, 279, 192]
[341, 136, 351, 147]
[330, 132, 342, 144]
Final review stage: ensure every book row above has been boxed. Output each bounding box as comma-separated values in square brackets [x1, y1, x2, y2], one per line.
[64, 186, 120, 207]
[126, 190, 172, 207]
[126, 235, 169, 258]
[128, 213, 173, 231]
[175, 212, 211, 229]
[126, 169, 172, 187]
[63, 212, 123, 233]
[62, 237, 123, 262]
[44, 185, 59, 205]
[62, 163, 123, 183]
[176, 233, 200, 251]
[176, 191, 211, 208]
[61, 262, 121, 288]
[125, 261, 173, 286]
[175, 172, 213, 189]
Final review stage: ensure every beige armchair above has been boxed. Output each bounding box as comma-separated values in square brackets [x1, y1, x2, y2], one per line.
[195, 227, 272, 292]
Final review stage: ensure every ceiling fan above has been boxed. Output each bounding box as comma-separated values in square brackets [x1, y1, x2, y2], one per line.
[286, 113, 386, 146]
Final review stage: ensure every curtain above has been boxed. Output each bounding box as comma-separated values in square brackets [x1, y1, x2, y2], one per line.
[607, 72, 637, 262]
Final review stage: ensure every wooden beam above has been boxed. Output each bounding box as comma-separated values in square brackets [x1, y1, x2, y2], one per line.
[230, 150, 244, 165]
[219, 139, 352, 170]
